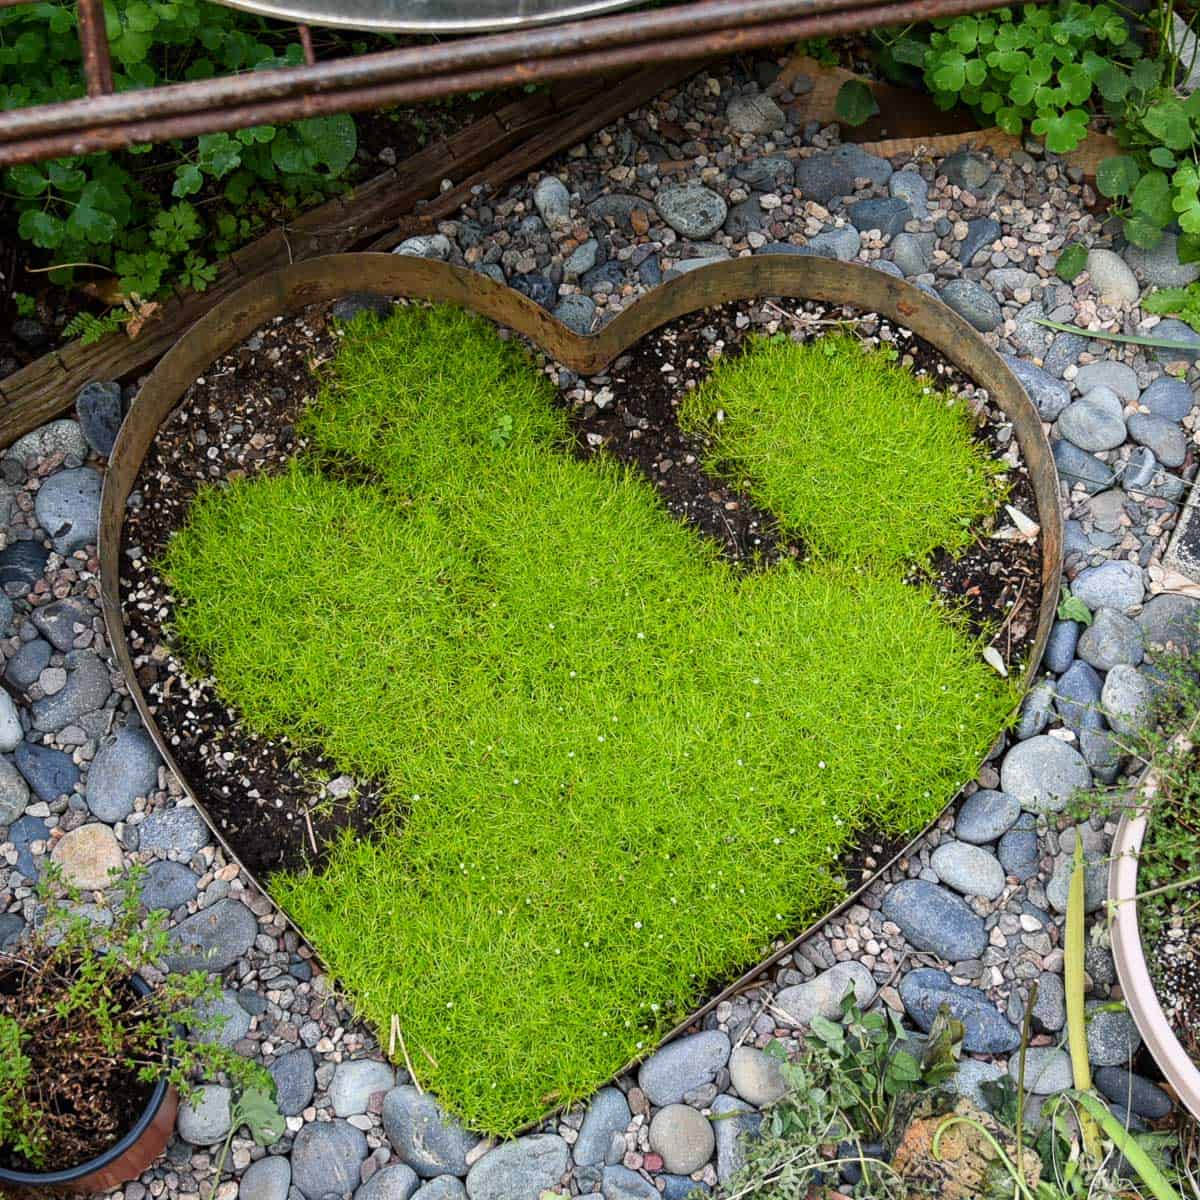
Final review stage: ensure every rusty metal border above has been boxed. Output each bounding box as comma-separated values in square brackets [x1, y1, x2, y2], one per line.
[0, 0, 1032, 164]
[99, 252, 1062, 1102]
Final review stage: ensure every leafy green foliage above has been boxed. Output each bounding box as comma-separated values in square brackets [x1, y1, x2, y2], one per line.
[165, 304, 1013, 1134]
[1057, 586, 1094, 627]
[1142, 282, 1200, 332]
[717, 997, 962, 1199]
[1100, 50, 1200, 253]
[11, 292, 36, 319]
[62, 307, 129, 345]
[1, 1, 359, 303]
[920, 4, 1132, 151]
[1055, 242, 1088, 282]
[835, 80, 880, 127]
[0, 866, 273, 1168]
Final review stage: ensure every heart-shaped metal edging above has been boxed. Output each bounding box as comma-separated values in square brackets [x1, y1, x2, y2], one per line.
[98, 251, 1062, 1099]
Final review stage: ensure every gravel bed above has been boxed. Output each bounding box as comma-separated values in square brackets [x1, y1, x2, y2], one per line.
[0, 51, 1193, 1200]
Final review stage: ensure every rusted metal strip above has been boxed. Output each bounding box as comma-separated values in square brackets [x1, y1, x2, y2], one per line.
[76, 0, 115, 97]
[0, 0, 1030, 161]
[99, 251, 1062, 1113]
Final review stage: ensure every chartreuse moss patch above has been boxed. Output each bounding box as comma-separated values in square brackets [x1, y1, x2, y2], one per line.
[164, 303, 1014, 1134]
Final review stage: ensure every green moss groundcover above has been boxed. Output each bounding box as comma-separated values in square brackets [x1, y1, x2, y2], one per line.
[164, 305, 1014, 1133]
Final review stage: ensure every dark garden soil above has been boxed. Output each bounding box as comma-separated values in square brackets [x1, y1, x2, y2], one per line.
[121, 295, 1042, 894]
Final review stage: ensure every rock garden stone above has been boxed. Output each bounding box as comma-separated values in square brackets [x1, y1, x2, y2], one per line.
[574, 1086, 630, 1166]
[773, 960, 877, 1025]
[941, 150, 992, 192]
[532, 176, 571, 229]
[165, 898, 257, 972]
[1011, 1046, 1072, 1094]
[357, 1166, 420, 1200]
[638, 1030, 730, 1106]
[900, 968, 1019, 1053]
[587, 194, 656, 228]
[1140, 375, 1194, 420]
[1047, 840, 1107, 915]
[383, 1086, 478, 1177]
[86, 725, 160, 822]
[649, 1103, 717, 1174]
[32, 597, 95, 651]
[553, 295, 596, 334]
[1128, 411, 1188, 467]
[270, 1047, 316, 1115]
[562, 239, 598, 278]
[9, 813, 46, 879]
[34, 467, 102, 555]
[14, 740, 78, 802]
[999, 813, 1039, 879]
[1016, 679, 1054, 740]
[1072, 560, 1145, 613]
[1086, 249, 1139, 305]
[654, 185, 727, 238]
[6, 419, 87, 464]
[890, 231, 931, 276]
[847, 197, 910, 237]
[880, 879, 986, 960]
[940, 279, 1002, 331]
[140, 858, 199, 911]
[729, 1045, 787, 1106]
[177, 1084, 232, 1145]
[709, 1094, 760, 1184]
[1125, 232, 1200, 286]
[930, 841, 1006, 900]
[394, 234, 451, 260]
[0, 540, 49, 589]
[465, 1133, 568, 1200]
[1075, 361, 1139, 404]
[734, 155, 794, 193]
[664, 253, 731, 278]
[0, 693, 20, 754]
[191, 988, 252, 1046]
[331, 293, 391, 324]
[6, 637, 51, 690]
[290, 1119, 369, 1200]
[239, 1154, 291, 1200]
[510, 272, 555, 308]
[1057, 397, 1127, 453]
[330, 1058, 395, 1117]
[947, 1059, 1005, 1110]
[413, 1181, 467, 1200]
[889, 169, 929, 215]
[661, 1177, 711, 1200]
[31, 650, 110, 733]
[50, 823, 123, 890]
[1151, 318, 1200, 362]
[1102, 664, 1155, 736]
[1002, 356, 1070, 420]
[955, 789, 1020, 844]
[794, 146, 890, 204]
[1139, 594, 1200, 654]
[805, 226, 861, 261]
[1077, 609, 1143, 671]
[75, 380, 123, 457]
[724, 196, 764, 237]
[958, 217, 1000, 264]
[726, 92, 786, 133]
[1000, 736, 1091, 813]
[600, 1164, 657, 1200]
[0, 755, 29, 825]
[138, 805, 210, 855]
[1032, 972, 1066, 1032]
[1085, 1000, 1141, 1066]
[1094, 1067, 1173, 1119]
[1053, 440, 1114, 494]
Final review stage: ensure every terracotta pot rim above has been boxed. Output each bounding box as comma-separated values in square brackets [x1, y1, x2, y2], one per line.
[1109, 787, 1200, 1121]
[0, 972, 173, 1186]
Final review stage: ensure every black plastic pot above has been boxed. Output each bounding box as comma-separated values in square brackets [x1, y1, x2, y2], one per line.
[0, 973, 180, 1194]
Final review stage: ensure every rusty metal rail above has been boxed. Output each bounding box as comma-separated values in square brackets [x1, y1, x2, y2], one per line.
[1, 0, 1025, 164]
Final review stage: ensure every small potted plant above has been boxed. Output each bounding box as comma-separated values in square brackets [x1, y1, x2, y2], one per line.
[1109, 628, 1200, 1121]
[0, 864, 280, 1193]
